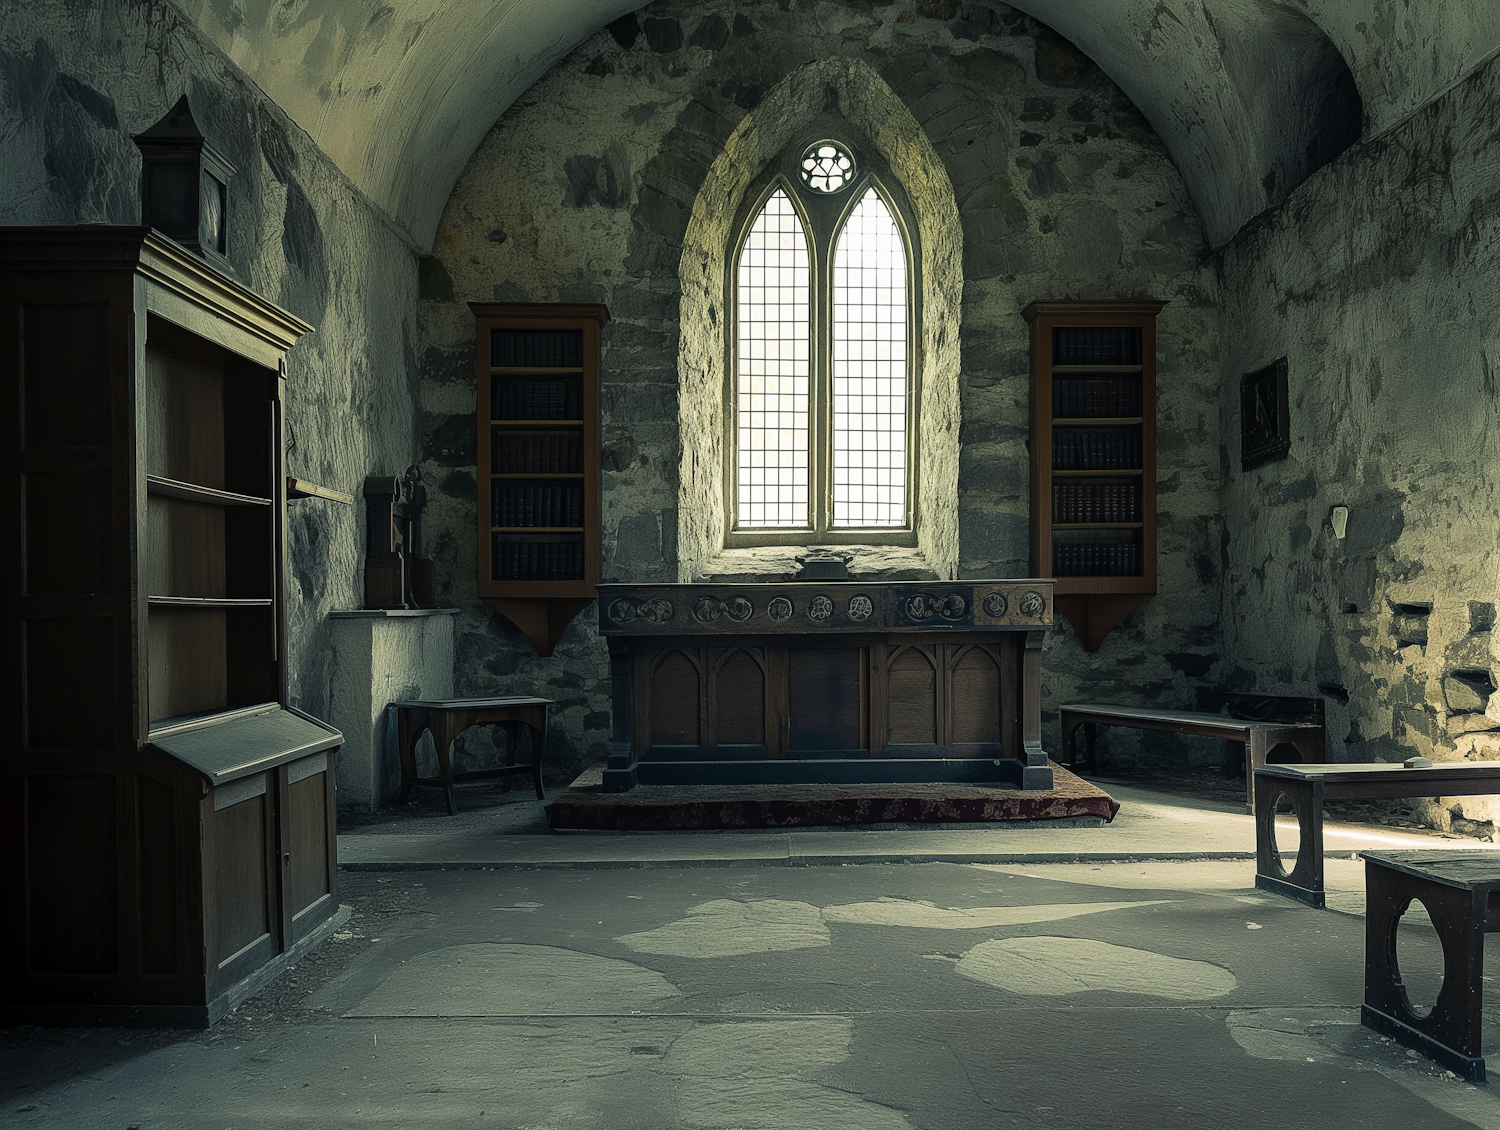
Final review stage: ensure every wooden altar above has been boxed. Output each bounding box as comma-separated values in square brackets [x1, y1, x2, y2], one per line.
[598, 581, 1055, 792]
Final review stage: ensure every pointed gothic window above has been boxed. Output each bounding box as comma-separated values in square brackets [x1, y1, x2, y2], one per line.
[730, 143, 915, 542]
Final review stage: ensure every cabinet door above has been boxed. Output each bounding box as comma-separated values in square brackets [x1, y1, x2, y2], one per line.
[203, 773, 277, 993]
[281, 752, 337, 945]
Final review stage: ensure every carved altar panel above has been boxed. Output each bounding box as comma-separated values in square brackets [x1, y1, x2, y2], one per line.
[714, 649, 765, 748]
[887, 646, 938, 747]
[789, 648, 865, 752]
[650, 649, 701, 747]
[951, 645, 1002, 746]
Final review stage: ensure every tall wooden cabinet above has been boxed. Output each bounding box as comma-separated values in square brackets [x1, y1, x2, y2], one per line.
[1024, 300, 1165, 651]
[1, 228, 344, 1026]
[470, 302, 608, 656]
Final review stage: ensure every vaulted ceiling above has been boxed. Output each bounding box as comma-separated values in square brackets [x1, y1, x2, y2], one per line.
[171, 0, 1500, 249]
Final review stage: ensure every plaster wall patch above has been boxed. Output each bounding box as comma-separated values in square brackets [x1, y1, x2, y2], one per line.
[955, 936, 1237, 1000]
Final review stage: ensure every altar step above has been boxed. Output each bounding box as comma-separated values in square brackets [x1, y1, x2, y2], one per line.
[546, 760, 1118, 832]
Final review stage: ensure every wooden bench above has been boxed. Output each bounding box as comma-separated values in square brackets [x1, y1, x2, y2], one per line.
[394, 696, 552, 815]
[1361, 850, 1500, 1082]
[1060, 701, 1324, 811]
[1254, 761, 1500, 907]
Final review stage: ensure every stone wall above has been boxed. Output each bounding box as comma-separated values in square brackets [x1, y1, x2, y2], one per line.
[0, 0, 420, 726]
[1218, 46, 1500, 834]
[418, 0, 1225, 781]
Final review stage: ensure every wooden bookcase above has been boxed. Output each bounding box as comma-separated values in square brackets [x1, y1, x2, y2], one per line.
[1024, 300, 1165, 651]
[469, 302, 609, 656]
[1, 228, 344, 1026]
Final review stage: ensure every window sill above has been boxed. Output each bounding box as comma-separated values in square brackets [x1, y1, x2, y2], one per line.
[696, 544, 943, 583]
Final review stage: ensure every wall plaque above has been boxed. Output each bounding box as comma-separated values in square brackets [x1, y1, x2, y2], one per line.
[1241, 357, 1290, 470]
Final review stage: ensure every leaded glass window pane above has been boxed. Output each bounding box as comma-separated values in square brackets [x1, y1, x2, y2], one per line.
[831, 187, 908, 528]
[736, 188, 812, 528]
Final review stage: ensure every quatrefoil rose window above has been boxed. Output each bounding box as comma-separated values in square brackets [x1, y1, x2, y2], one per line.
[799, 141, 855, 193]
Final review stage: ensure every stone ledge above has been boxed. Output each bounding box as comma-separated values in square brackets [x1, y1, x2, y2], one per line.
[697, 544, 941, 583]
[328, 608, 461, 618]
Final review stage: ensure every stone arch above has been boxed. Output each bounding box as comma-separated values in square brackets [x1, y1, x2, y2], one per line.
[677, 57, 961, 580]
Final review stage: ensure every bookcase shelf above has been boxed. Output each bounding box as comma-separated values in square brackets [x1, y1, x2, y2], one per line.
[1025, 299, 1165, 651]
[470, 302, 609, 655]
[147, 475, 272, 506]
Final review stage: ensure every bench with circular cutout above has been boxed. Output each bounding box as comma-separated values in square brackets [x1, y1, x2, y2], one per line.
[1254, 761, 1500, 907]
[1360, 850, 1500, 1083]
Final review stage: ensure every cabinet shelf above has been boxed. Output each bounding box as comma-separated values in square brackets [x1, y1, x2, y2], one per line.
[1026, 299, 1165, 650]
[490, 526, 585, 533]
[147, 474, 271, 506]
[1051, 364, 1144, 374]
[490, 418, 585, 428]
[491, 473, 584, 480]
[490, 366, 584, 374]
[148, 596, 274, 607]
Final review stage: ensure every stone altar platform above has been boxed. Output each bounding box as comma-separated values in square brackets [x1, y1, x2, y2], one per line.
[547, 759, 1118, 831]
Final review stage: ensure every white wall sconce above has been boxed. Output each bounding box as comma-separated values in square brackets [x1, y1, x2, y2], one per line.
[1330, 505, 1349, 540]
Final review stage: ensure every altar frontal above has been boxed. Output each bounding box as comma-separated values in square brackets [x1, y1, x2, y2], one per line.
[598, 582, 1055, 793]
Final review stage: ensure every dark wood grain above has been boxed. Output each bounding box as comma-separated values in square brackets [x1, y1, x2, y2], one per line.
[24, 775, 117, 975]
[887, 646, 937, 745]
[206, 792, 270, 967]
[950, 645, 1001, 745]
[714, 649, 765, 746]
[789, 648, 865, 752]
[285, 770, 330, 918]
[650, 649, 702, 747]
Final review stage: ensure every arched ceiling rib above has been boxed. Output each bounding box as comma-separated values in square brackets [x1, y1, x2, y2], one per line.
[168, 0, 1500, 250]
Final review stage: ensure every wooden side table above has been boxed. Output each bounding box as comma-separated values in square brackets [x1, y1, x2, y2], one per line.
[1361, 850, 1500, 1083]
[394, 696, 552, 814]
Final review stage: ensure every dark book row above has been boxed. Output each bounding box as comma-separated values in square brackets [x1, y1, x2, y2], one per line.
[492, 430, 583, 473]
[1054, 326, 1143, 366]
[1053, 542, 1143, 577]
[492, 484, 584, 528]
[492, 537, 585, 581]
[1053, 377, 1142, 419]
[1053, 430, 1142, 470]
[492, 329, 583, 368]
[492, 378, 583, 421]
[1053, 482, 1141, 524]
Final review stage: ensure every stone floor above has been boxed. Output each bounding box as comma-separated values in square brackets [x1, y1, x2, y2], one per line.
[5, 783, 1500, 1129]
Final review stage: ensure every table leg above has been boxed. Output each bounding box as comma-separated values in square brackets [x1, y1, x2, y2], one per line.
[1362, 863, 1487, 1082]
[1224, 738, 1244, 780]
[499, 722, 522, 794]
[1060, 714, 1080, 768]
[397, 710, 420, 804]
[529, 705, 548, 800]
[1254, 774, 1324, 907]
[1083, 722, 1098, 774]
[437, 715, 459, 816]
[1246, 729, 1271, 812]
